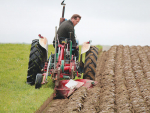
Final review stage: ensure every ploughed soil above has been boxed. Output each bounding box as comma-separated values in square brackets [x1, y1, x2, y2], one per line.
[42, 45, 150, 113]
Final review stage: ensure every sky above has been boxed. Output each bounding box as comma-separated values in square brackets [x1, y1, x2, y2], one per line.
[0, 0, 150, 46]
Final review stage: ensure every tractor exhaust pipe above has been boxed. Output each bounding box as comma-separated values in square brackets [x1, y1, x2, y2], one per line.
[61, 0, 66, 18]
[60, 0, 66, 25]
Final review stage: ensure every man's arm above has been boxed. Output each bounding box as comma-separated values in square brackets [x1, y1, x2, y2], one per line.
[59, 18, 66, 25]
[67, 26, 76, 46]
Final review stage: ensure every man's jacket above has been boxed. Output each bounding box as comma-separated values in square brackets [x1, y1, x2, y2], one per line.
[57, 20, 76, 45]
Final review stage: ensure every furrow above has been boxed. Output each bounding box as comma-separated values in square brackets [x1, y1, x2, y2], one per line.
[99, 46, 117, 112]
[137, 46, 150, 87]
[114, 45, 132, 112]
[122, 46, 148, 112]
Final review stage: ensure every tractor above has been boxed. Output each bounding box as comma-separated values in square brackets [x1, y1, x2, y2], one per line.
[26, 0, 99, 98]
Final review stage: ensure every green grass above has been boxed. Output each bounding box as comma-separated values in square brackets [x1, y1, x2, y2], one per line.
[0, 44, 54, 113]
[0, 43, 102, 113]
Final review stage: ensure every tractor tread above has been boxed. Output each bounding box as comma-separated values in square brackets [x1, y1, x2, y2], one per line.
[83, 46, 99, 80]
[84, 56, 97, 68]
[86, 46, 99, 56]
[86, 50, 97, 60]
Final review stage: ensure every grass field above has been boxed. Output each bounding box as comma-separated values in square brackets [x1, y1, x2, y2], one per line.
[0, 43, 102, 113]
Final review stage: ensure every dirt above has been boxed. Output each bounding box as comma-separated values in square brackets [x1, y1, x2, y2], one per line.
[42, 45, 150, 113]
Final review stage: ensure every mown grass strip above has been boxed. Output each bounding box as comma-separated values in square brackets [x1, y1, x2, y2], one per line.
[0, 44, 54, 113]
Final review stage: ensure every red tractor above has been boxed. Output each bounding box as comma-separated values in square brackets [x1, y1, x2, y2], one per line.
[26, 1, 99, 98]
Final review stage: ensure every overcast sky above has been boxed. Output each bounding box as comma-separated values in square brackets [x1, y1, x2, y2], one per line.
[0, 0, 150, 46]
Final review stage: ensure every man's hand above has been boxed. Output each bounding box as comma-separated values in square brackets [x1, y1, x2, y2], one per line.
[60, 18, 65, 25]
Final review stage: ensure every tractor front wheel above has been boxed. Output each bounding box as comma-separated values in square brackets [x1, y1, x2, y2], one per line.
[35, 74, 43, 89]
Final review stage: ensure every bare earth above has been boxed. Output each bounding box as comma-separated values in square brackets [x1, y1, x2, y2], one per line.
[43, 45, 150, 113]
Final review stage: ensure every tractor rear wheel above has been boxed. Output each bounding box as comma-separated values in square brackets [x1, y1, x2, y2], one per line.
[85, 46, 99, 58]
[83, 46, 98, 80]
[27, 39, 47, 85]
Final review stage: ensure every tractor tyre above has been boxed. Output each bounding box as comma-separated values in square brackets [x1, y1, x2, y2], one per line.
[83, 46, 98, 80]
[35, 73, 43, 89]
[85, 46, 99, 59]
[27, 39, 47, 85]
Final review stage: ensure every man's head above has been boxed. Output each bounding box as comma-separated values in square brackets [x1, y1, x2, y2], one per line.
[71, 14, 81, 26]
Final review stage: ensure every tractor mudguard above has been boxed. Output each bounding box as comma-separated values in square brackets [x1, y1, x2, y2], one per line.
[38, 34, 48, 61]
[39, 36, 48, 52]
[81, 41, 91, 54]
[78, 41, 91, 73]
